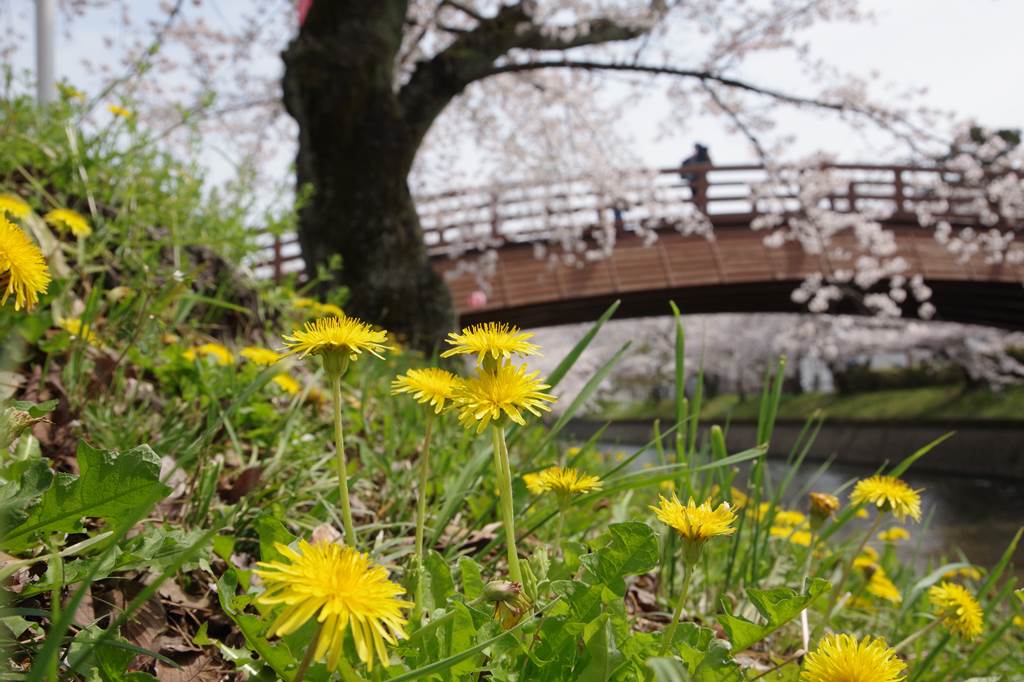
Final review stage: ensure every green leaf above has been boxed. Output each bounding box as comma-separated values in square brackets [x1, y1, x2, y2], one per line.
[3, 442, 170, 551]
[216, 570, 299, 680]
[691, 638, 742, 682]
[18, 399, 59, 419]
[388, 598, 562, 682]
[575, 614, 617, 682]
[424, 549, 454, 611]
[447, 602, 479, 678]
[647, 657, 689, 682]
[69, 625, 170, 681]
[580, 522, 659, 595]
[670, 622, 715, 672]
[0, 458, 52, 533]
[256, 514, 296, 564]
[458, 556, 485, 600]
[717, 578, 829, 653]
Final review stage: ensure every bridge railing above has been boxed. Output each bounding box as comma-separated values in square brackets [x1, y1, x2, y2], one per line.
[253, 163, 998, 280]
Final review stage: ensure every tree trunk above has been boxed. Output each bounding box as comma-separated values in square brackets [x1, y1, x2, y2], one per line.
[281, 2, 455, 349]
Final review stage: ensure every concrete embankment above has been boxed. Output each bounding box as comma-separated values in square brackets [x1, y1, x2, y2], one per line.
[562, 418, 1024, 480]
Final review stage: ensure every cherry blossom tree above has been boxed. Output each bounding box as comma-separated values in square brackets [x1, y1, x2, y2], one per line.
[10, 1, 1021, 346]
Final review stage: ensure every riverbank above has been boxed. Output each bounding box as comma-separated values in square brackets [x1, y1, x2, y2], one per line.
[599, 385, 1024, 422]
[565, 417, 1024, 479]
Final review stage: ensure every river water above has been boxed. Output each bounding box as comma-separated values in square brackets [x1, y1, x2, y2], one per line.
[768, 460, 1023, 572]
[603, 445, 1024, 575]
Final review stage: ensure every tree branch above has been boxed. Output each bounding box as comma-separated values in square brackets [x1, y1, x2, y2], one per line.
[483, 59, 936, 151]
[488, 59, 849, 110]
[701, 82, 769, 162]
[399, 3, 653, 146]
[441, 0, 486, 23]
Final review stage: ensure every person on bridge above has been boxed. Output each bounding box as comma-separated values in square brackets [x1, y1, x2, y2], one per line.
[679, 143, 712, 182]
[679, 143, 712, 212]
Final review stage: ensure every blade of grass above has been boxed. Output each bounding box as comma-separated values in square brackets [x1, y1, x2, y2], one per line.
[536, 341, 631, 452]
[544, 300, 620, 391]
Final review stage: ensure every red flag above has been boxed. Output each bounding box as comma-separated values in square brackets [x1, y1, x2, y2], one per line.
[298, 0, 313, 25]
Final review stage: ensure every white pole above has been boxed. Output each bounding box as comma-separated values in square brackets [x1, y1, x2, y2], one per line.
[35, 0, 56, 105]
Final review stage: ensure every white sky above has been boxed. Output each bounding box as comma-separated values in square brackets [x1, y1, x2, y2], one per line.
[3, 0, 1024, 183]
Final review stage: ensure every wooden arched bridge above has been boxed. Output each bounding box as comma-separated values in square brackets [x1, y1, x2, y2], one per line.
[259, 164, 1024, 330]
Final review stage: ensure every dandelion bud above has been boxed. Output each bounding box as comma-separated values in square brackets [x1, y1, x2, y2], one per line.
[808, 492, 839, 528]
[483, 580, 522, 603]
[0, 407, 34, 449]
[484, 580, 532, 630]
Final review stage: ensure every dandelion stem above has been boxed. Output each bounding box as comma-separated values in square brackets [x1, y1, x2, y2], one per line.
[660, 561, 694, 656]
[331, 374, 357, 548]
[554, 501, 566, 551]
[492, 425, 522, 582]
[293, 622, 323, 682]
[413, 412, 435, 620]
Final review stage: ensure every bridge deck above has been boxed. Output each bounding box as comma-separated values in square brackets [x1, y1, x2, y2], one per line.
[257, 164, 1024, 329]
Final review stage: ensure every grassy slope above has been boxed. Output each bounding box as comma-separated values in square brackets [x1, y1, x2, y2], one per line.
[599, 384, 1024, 422]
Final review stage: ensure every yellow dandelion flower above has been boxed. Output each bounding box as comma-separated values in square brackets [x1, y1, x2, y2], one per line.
[1013, 615, 1024, 629]
[0, 194, 31, 219]
[929, 581, 984, 640]
[866, 571, 902, 604]
[59, 318, 100, 346]
[877, 527, 910, 543]
[710, 485, 750, 508]
[391, 367, 462, 414]
[293, 297, 344, 318]
[441, 322, 540, 367]
[107, 104, 133, 119]
[773, 509, 807, 527]
[860, 545, 880, 562]
[809, 492, 840, 519]
[183, 342, 234, 366]
[272, 374, 301, 395]
[660, 479, 675, 492]
[0, 217, 50, 311]
[59, 84, 86, 101]
[283, 315, 389, 364]
[850, 475, 922, 522]
[522, 466, 601, 498]
[614, 451, 626, 462]
[848, 596, 876, 613]
[942, 566, 982, 582]
[752, 501, 772, 522]
[44, 208, 91, 237]
[319, 302, 345, 317]
[650, 495, 736, 545]
[855, 508, 870, 519]
[800, 633, 906, 682]
[770, 526, 812, 547]
[240, 346, 283, 366]
[255, 539, 411, 672]
[453, 362, 556, 433]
